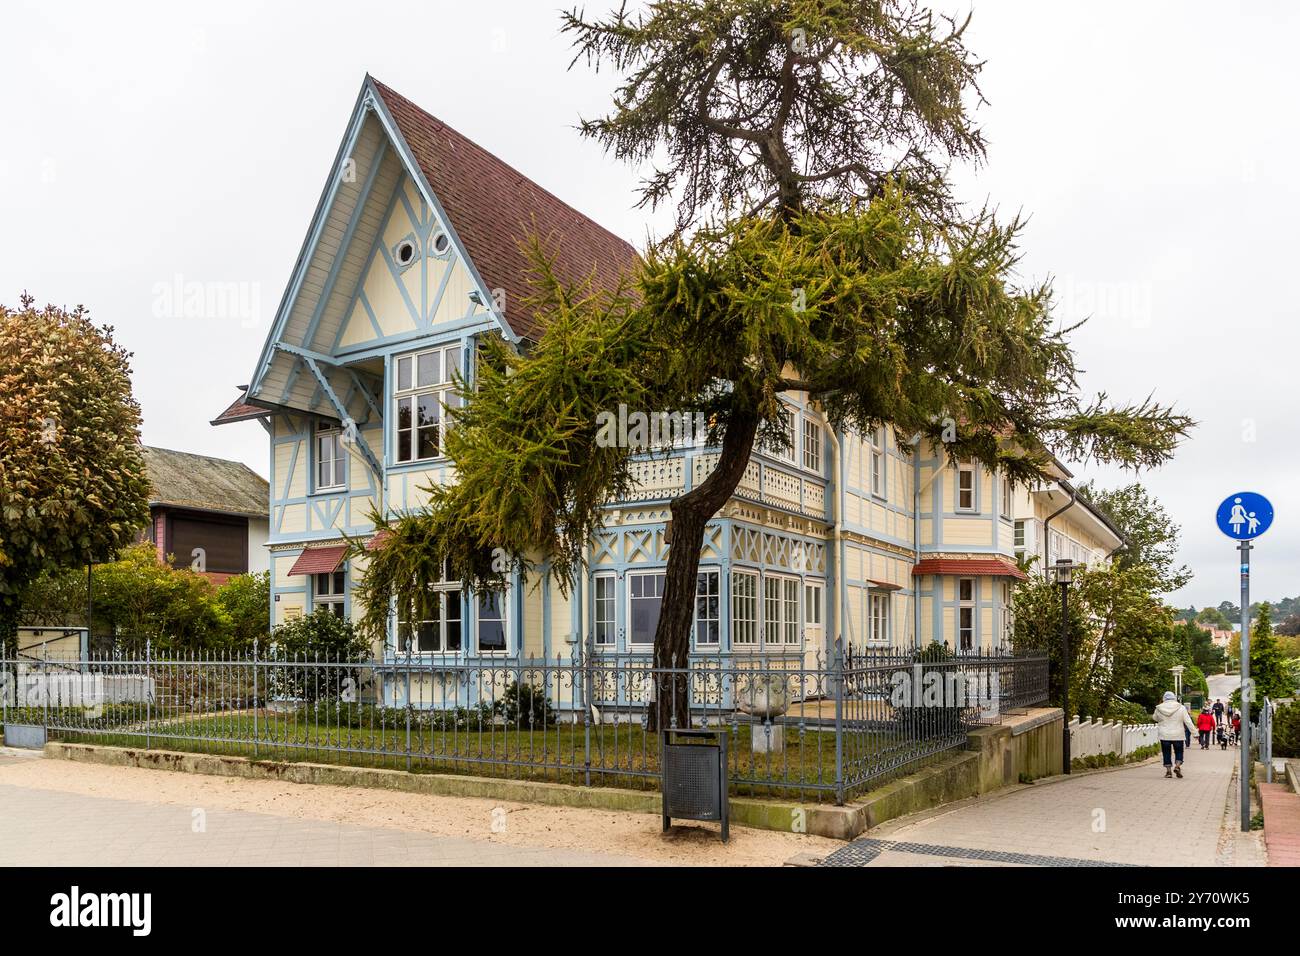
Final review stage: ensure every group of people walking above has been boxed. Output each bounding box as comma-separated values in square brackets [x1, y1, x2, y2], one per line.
[1154, 693, 1241, 778]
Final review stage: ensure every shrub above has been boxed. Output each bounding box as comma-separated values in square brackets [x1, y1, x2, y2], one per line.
[499, 679, 555, 727]
[1272, 701, 1300, 758]
[266, 611, 370, 702]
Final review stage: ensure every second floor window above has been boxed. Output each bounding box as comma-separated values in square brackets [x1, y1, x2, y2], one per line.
[957, 461, 975, 511]
[394, 344, 460, 463]
[802, 419, 822, 472]
[315, 425, 345, 490]
[1000, 475, 1013, 517]
[870, 427, 885, 496]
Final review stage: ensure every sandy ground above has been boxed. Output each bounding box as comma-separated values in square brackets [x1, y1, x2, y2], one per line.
[0, 753, 839, 866]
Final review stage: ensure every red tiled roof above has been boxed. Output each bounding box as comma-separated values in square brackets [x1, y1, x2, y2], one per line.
[912, 558, 1027, 580]
[372, 78, 640, 341]
[287, 545, 349, 576]
[211, 390, 269, 426]
[366, 530, 391, 551]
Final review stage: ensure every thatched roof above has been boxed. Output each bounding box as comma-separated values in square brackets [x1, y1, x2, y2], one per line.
[141, 446, 269, 518]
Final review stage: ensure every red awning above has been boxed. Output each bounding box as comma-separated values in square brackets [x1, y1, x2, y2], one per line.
[912, 558, 1027, 580]
[866, 579, 903, 591]
[287, 544, 349, 576]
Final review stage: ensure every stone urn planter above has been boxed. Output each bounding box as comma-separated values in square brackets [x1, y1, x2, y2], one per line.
[737, 673, 791, 754]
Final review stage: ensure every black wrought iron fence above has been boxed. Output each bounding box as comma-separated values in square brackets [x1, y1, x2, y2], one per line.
[0, 643, 1048, 804]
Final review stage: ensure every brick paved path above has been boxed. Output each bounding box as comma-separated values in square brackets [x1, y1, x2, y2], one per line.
[1257, 778, 1300, 866]
[824, 742, 1265, 867]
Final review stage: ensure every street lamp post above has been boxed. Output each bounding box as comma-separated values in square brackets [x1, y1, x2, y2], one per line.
[1054, 559, 1075, 775]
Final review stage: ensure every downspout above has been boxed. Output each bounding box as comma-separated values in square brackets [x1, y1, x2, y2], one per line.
[825, 428, 845, 660]
[913, 444, 950, 649]
[1042, 484, 1077, 573]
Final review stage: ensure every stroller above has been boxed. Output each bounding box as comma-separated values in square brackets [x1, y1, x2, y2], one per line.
[1227, 721, 1240, 747]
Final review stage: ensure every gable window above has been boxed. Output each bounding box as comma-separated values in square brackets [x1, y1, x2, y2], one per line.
[869, 592, 890, 644]
[958, 577, 975, 651]
[732, 570, 759, 646]
[394, 344, 461, 464]
[476, 591, 507, 653]
[313, 570, 346, 619]
[957, 461, 975, 511]
[694, 569, 720, 646]
[397, 563, 462, 654]
[315, 424, 346, 491]
[802, 418, 822, 472]
[593, 573, 617, 646]
[628, 572, 664, 646]
[870, 427, 885, 497]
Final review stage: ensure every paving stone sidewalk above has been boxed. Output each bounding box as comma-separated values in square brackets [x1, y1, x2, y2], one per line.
[824, 742, 1262, 867]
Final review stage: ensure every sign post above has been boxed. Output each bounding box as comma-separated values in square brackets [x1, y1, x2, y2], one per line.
[1215, 491, 1274, 832]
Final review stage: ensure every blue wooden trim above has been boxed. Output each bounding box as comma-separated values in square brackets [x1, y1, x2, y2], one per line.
[378, 241, 423, 329]
[331, 173, 407, 353]
[301, 137, 390, 354]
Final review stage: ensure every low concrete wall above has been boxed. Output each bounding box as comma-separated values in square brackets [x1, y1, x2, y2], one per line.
[41, 708, 1064, 842]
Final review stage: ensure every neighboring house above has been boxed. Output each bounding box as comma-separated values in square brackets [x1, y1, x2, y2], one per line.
[213, 76, 1121, 682]
[140, 446, 270, 585]
[1196, 623, 1236, 649]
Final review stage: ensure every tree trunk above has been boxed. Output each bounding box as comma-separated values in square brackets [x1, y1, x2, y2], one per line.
[651, 407, 760, 730]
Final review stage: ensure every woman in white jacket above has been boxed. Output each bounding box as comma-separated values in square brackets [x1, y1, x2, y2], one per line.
[1153, 691, 1198, 778]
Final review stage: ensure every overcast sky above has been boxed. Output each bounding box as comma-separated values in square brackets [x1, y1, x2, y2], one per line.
[3, 1, 1295, 611]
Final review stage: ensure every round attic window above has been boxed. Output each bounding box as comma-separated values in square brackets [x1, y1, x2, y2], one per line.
[395, 239, 417, 265]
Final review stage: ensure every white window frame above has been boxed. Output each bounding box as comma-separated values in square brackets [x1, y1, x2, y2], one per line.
[475, 589, 509, 655]
[765, 405, 797, 463]
[397, 565, 463, 655]
[1000, 475, 1013, 518]
[1013, 519, 1026, 554]
[731, 570, 759, 646]
[870, 427, 885, 498]
[314, 424, 346, 492]
[694, 568, 721, 646]
[762, 572, 801, 647]
[627, 571, 665, 647]
[313, 570, 346, 619]
[804, 581, 823, 626]
[956, 461, 975, 512]
[958, 577, 975, 650]
[394, 344, 461, 464]
[593, 573, 617, 646]
[869, 591, 890, 645]
[802, 417, 822, 472]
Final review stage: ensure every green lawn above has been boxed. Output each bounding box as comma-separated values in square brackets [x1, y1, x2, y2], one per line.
[5, 708, 958, 801]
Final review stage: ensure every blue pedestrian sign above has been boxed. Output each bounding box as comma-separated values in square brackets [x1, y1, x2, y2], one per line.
[1216, 492, 1273, 540]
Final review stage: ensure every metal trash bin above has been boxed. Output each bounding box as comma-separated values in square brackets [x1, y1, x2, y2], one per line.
[661, 727, 728, 842]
